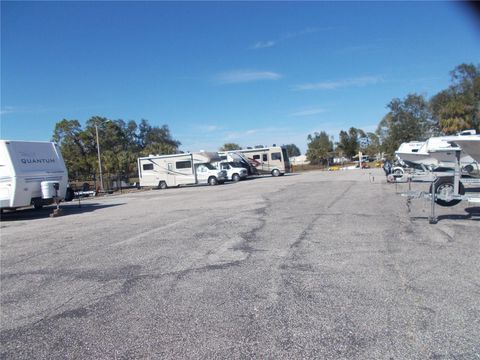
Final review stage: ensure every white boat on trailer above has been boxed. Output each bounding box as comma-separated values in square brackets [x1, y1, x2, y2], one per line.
[399, 133, 480, 223]
[446, 134, 480, 163]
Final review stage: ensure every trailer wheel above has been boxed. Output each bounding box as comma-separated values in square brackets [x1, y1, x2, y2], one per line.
[208, 176, 218, 186]
[232, 173, 240, 182]
[272, 169, 280, 177]
[393, 167, 404, 177]
[158, 181, 168, 190]
[429, 176, 465, 207]
[65, 187, 75, 202]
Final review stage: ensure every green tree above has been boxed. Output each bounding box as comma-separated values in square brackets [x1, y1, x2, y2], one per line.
[306, 131, 332, 165]
[52, 119, 93, 179]
[337, 127, 363, 158]
[363, 132, 381, 157]
[377, 94, 435, 155]
[219, 143, 242, 151]
[52, 117, 181, 180]
[430, 63, 480, 134]
[284, 144, 301, 158]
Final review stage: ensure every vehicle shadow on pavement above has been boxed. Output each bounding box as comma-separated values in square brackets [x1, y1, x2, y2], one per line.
[0, 203, 124, 222]
[410, 207, 480, 223]
[436, 206, 480, 222]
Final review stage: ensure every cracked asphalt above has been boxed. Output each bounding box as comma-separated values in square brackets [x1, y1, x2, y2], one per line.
[1, 169, 479, 359]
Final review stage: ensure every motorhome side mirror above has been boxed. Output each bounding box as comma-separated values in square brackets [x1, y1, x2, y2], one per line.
[53, 183, 60, 190]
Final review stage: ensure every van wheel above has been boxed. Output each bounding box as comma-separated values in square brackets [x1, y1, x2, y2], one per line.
[208, 176, 218, 186]
[232, 173, 240, 182]
[429, 176, 464, 207]
[272, 169, 280, 177]
[159, 181, 168, 190]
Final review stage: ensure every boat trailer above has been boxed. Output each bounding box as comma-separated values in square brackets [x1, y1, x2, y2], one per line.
[393, 150, 480, 224]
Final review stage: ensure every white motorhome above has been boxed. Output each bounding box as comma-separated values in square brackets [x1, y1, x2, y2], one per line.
[137, 152, 227, 189]
[0, 140, 69, 210]
[238, 146, 291, 176]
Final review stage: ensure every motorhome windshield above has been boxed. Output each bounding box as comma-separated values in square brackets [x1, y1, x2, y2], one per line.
[282, 147, 290, 163]
[229, 162, 243, 168]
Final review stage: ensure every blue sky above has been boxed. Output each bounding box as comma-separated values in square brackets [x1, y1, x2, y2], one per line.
[1, 1, 479, 154]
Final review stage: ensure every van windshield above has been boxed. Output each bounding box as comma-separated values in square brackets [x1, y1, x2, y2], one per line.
[197, 163, 215, 170]
[228, 162, 244, 168]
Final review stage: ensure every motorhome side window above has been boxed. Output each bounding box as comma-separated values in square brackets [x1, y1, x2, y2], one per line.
[176, 161, 192, 169]
[263, 154, 268, 162]
[271, 152, 281, 161]
[143, 163, 154, 171]
[253, 155, 260, 160]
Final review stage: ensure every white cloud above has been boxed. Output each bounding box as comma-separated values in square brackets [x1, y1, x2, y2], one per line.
[224, 129, 259, 140]
[196, 124, 221, 133]
[250, 27, 326, 50]
[0, 106, 16, 115]
[289, 107, 326, 117]
[338, 44, 381, 54]
[292, 76, 383, 91]
[223, 127, 291, 145]
[251, 40, 277, 49]
[214, 70, 283, 84]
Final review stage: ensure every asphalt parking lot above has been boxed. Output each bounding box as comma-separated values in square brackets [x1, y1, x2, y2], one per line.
[1, 169, 479, 359]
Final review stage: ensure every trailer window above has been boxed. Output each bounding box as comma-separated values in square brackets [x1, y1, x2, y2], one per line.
[253, 155, 260, 160]
[143, 163, 154, 171]
[271, 152, 281, 161]
[263, 154, 268, 162]
[176, 161, 192, 169]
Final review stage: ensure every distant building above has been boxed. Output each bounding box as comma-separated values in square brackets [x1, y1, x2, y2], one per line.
[290, 155, 310, 165]
[332, 156, 349, 164]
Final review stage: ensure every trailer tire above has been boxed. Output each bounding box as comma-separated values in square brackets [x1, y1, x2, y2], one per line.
[429, 176, 465, 207]
[65, 187, 74, 202]
[158, 181, 168, 190]
[393, 167, 404, 177]
[272, 169, 280, 177]
[208, 176, 218, 186]
[232, 173, 240, 182]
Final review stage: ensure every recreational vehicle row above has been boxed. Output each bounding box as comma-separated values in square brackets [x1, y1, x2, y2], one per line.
[137, 146, 291, 189]
[1, 142, 291, 211]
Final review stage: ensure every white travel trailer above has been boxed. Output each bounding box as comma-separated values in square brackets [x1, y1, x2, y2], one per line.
[137, 152, 227, 189]
[238, 146, 291, 176]
[0, 140, 69, 210]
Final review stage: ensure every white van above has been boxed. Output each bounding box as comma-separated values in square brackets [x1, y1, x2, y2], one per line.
[218, 151, 258, 176]
[0, 140, 69, 210]
[217, 161, 248, 182]
[137, 153, 227, 189]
